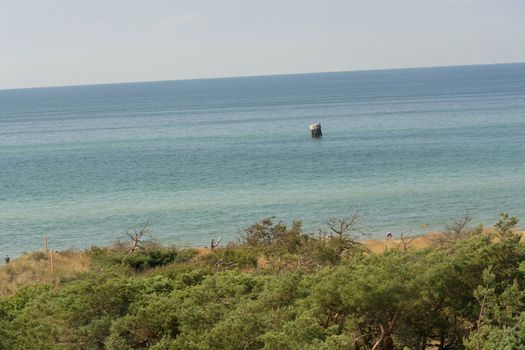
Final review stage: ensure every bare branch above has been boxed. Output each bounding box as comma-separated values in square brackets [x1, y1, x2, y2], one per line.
[125, 222, 150, 254]
[446, 214, 472, 239]
[211, 236, 222, 249]
[431, 214, 474, 246]
[326, 210, 359, 236]
[399, 233, 417, 252]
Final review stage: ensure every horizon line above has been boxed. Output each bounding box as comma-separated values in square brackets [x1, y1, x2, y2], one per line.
[2, 61, 524, 92]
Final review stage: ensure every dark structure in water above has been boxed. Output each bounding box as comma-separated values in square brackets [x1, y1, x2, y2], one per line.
[309, 123, 322, 138]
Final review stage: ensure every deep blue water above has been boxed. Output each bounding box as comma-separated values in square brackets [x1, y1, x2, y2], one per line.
[1, 63, 525, 256]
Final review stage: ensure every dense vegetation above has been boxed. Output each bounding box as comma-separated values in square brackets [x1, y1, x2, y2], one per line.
[0, 214, 524, 349]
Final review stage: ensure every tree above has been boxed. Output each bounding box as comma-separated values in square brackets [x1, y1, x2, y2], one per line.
[464, 267, 525, 349]
[494, 213, 520, 241]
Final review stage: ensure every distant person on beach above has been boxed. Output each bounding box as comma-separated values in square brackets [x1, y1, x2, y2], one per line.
[4, 255, 10, 265]
[387, 232, 393, 239]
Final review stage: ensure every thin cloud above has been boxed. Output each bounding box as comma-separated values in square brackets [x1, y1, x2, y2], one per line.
[158, 13, 200, 29]
[174, 13, 199, 23]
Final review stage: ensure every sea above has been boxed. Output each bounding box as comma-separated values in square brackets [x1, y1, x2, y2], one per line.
[1, 63, 525, 257]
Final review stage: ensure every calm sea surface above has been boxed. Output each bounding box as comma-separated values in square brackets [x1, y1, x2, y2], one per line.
[1, 64, 525, 256]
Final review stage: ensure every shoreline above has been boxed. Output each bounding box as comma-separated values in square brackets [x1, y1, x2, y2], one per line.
[2, 229, 523, 297]
[4, 226, 525, 260]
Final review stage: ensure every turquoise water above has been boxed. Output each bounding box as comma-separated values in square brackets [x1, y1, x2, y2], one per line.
[1, 63, 525, 256]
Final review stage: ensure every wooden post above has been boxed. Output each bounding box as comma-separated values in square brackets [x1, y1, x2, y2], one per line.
[44, 234, 49, 255]
[50, 250, 55, 273]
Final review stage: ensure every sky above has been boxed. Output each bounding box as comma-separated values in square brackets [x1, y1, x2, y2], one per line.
[0, 0, 524, 89]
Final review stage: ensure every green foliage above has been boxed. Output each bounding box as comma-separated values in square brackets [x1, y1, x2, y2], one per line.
[464, 266, 525, 349]
[89, 245, 183, 271]
[240, 218, 306, 253]
[0, 283, 51, 320]
[105, 295, 179, 349]
[1, 214, 524, 349]
[241, 217, 289, 246]
[495, 212, 520, 241]
[203, 246, 259, 269]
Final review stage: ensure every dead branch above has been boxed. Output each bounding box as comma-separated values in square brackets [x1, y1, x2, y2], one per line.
[211, 236, 222, 249]
[125, 222, 150, 254]
[399, 233, 417, 252]
[326, 210, 359, 236]
[446, 213, 472, 238]
[432, 214, 473, 246]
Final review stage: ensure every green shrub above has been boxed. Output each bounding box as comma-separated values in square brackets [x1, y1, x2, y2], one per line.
[89, 246, 179, 271]
[1, 215, 524, 350]
[203, 247, 258, 269]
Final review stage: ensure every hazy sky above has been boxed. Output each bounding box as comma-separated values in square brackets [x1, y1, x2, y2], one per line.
[1, 0, 524, 89]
